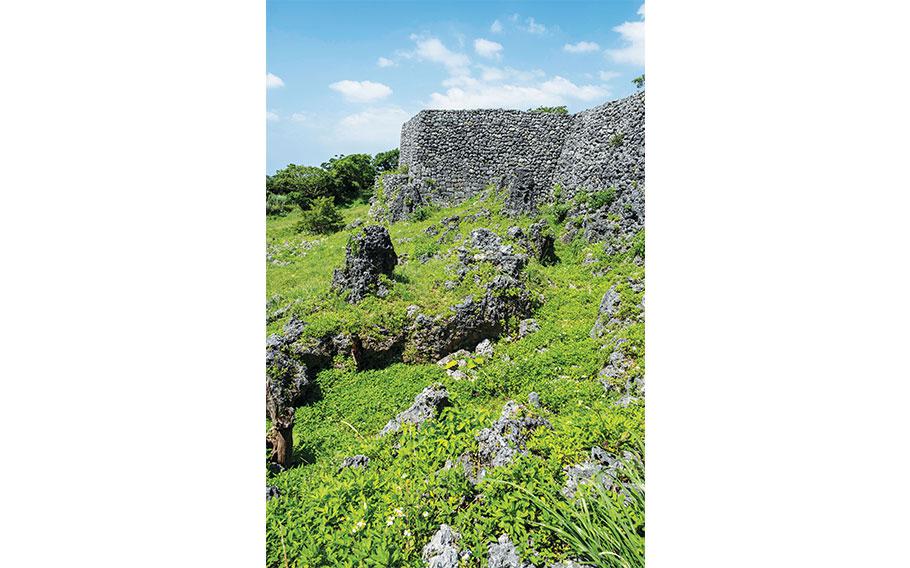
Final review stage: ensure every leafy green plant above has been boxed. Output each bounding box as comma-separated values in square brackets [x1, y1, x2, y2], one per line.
[296, 196, 344, 235]
[609, 133, 624, 148]
[529, 106, 569, 115]
[632, 75, 645, 89]
[409, 206, 433, 221]
[590, 188, 617, 210]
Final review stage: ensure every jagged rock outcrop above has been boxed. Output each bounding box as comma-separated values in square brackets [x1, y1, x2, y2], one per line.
[409, 275, 534, 362]
[371, 172, 431, 222]
[332, 225, 398, 303]
[266, 485, 281, 501]
[407, 228, 535, 362]
[527, 220, 558, 265]
[488, 533, 536, 568]
[503, 168, 547, 217]
[266, 317, 312, 467]
[461, 399, 550, 484]
[422, 525, 464, 568]
[380, 384, 450, 436]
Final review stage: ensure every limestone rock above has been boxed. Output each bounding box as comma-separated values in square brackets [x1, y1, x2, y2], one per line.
[519, 318, 540, 338]
[503, 168, 546, 217]
[339, 455, 370, 470]
[590, 285, 621, 339]
[488, 533, 536, 568]
[332, 225, 397, 303]
[461, 401, 550, 484]
[422, 524, 462, 568]
[380, 384, 449, 436]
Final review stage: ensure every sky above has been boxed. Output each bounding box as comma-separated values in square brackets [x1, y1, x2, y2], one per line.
[266, 0, 644, 174]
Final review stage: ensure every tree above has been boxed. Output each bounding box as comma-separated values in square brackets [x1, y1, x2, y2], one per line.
[321, 153, 376, 202]
[632, 74, 645, 89]
[296, 196, 344, 234]
[267, 163, 332, 210]
[372, 148, 400, 174]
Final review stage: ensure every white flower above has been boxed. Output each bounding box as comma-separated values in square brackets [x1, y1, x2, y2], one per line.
[386, 517, 394, 526]
[404, 529, 412, 537]
[351, 520, 366, 533]
[394, 508, 404, 517]
[422, 511, 429, 518]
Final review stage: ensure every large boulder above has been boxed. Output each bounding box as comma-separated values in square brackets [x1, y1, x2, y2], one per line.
[380, 384, 450, 436]
[332, 225, 398, 303]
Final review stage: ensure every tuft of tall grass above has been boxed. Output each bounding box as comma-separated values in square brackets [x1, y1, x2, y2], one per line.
[502, 454, 644, 568]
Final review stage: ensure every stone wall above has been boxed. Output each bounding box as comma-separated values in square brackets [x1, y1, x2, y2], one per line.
[399, 109, 574, 203]
[376, 91, 645, 226]
[554, 90, 645, 197]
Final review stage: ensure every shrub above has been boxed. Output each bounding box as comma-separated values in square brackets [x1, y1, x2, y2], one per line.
[296, 196, 344, 234]
[409, 206, 432, 221]
[609, 133, 624, 148]
[589, 188, 617, 210]
[529, 105, 569, 115]
[266, 192, 293, 216]
[372, 149, 399, 174]
[632, 74, 645, 89]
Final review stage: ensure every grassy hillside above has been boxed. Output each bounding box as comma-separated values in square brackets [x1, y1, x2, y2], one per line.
[266, 190, 644, 567]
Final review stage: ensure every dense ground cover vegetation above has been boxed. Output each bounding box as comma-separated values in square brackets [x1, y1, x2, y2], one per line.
[266, 166, 644, 567]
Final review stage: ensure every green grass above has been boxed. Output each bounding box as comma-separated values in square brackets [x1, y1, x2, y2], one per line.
[266, 193, 644, 567]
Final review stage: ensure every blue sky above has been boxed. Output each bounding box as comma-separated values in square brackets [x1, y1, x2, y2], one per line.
[267, 0, 644, 173]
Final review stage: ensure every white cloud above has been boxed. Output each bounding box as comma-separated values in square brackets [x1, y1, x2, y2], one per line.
[329, 80, 393, 103]
[524, 17, 547, 35]
[490, 19, 503, 33]
[290, 112, 311, 123]
[427, 76, 607, 110]
[563, 41, 600, 54]
[478, 65, 545, 83]
[599, 70, 621, 82]
[266, 73, 284, 89]
[606, 3, 645, 65]
[539, 76, 607, 101]
[336, 107, 410, 145]
[409, 35, 471, 75]
[266, 110, 279, 122]
[473, 38, 503, 59]
[377, 57, 396, 68]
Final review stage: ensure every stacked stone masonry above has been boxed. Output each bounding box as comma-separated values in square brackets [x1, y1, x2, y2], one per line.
[397, 91, 644, 206]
